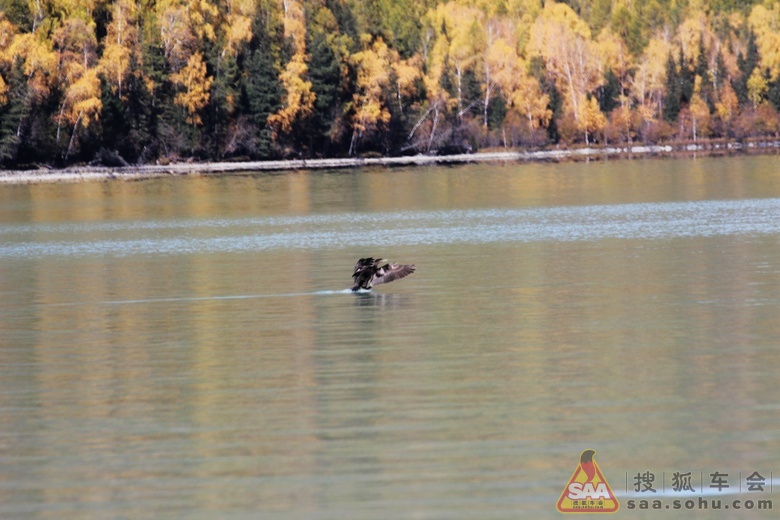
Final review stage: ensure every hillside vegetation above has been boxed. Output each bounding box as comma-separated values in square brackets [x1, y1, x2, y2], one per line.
[1, 0, 780, 167]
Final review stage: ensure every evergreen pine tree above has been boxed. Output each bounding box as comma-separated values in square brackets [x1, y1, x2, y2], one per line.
[99, 72, 126, 157]
[0, 58, 29, 166]
[663, 51, 681, 122]
[597, 69, 621, 114]
[139, 15, 168, 160]
[678, 47, 694, 106]
[0, 0, 33, 31]
[714, 51, 727, 92]
[530, 56, 561, 143]
[205, 42, 240, 159]
[242, 19, 282, 159]
[487, 92, 506, 132]
[122, 53, 153, 162]
[307, 28, 342, 156]
[767, 76, 780, 112]
[734, 28, 759, 105]
[696, 35, 714, 110]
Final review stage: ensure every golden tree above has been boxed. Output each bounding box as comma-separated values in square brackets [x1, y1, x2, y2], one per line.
[749, 3, 780, 81]
[269, 0, 314, 139]
[52, 15, 102, 158]
[348, 36, 395, 155]
[158, 3, 196, 70]
[632, 36, 673, 122]
[171, 51, 213, 125]
[528, 2, 604, 142]
[99, 0, 139, 97]
[0, 33, 57, 102]
[426, 2, 484, 116]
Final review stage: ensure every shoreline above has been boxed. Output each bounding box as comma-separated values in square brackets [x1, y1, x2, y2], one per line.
[1, 139, 778, 185]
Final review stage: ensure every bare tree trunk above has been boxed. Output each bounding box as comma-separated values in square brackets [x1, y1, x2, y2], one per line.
[56, 102, 66, 144]
[427, 105, 440, 153]
[483, 79, 491, 129]
[65, 112, 83, 161]
[456, 65, 463, 120]
[349, 128, 358, 156]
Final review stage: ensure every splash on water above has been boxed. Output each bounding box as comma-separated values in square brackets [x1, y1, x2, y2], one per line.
[46, 288, 360, 307]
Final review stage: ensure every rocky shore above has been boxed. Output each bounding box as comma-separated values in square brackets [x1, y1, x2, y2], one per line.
[1, 140, 778, 185]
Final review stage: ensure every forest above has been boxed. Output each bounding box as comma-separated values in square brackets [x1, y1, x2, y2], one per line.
[1, 0, 780, 167]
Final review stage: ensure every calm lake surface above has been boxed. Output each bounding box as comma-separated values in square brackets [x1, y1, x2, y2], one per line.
[1, 156, 780, 518]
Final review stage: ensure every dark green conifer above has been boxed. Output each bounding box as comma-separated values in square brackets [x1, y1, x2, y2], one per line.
[242, 18, 283, 159]
[0, 57, 29, 166]
[307, 28, 342, 155]
[663, 51, 681, 122]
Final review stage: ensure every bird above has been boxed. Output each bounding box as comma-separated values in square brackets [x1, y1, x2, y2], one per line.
[580, 449, 596, 483]
[351, 257, 416, 291]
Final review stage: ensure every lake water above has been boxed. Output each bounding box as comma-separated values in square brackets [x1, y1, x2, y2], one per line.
[1, 156, 779, 518]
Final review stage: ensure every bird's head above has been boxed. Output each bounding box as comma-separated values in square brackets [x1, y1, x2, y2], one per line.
[580, 450, 595, 464]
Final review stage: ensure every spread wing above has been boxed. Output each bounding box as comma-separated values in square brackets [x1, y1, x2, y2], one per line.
[371, 263, 416, 286]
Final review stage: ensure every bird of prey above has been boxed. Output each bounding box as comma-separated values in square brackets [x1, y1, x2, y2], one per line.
[351, 257, 416, 291]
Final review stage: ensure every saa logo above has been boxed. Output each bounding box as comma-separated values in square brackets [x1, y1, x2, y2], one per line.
[556, 449, 619, 513]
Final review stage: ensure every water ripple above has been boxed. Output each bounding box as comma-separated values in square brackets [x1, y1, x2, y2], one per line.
[1, 198, 778, 258]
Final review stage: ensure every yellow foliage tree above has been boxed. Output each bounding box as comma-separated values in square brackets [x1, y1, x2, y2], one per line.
[1, 33, 58, 102]
[632, 36, 673, 120]
[186, 0, 219, 42]
[597, 27, 631, 98]
[427, 2, 484, 116]
[269, 0, 314, 140]
[677, 11, 710, 63]
[392, 55, 422, 114]
[528, 2, 601, 130]
[715, 82, 739, 124]
[507, 66, 552, 132]
[0, 74, 7, 106]
[688, 76, 711, 140]
[607, 102, 633, 144]
[576, 94, 606, 144]
[485, 30, 550, 135]
[747, 68, 768, 108]
[748, 3, 780, 81]
[98, 0, 138, 97]
[483, 33, 516, 128]
[171, 52, 213, 125]
[223, 0, 254, 58]
[60, 67, 103, 158]
[159, 4, 196, 70]
[0, 15, 17, 58]
[52, 15, 102, 157]
[348, 36, 395, 155]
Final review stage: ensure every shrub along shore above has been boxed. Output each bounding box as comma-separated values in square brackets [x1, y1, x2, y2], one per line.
[0, 138, 778, 185]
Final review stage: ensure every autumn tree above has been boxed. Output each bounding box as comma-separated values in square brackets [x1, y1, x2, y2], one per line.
[52, 15, 103, 160]
[348, 35, 395, 155]
[483, 22, 516, 131]
[427, 2, 484, 119]
[528, 2, 605, 143]
[268, 0, 315, 151]
[4, 0, 780, 165]
[504, 60, 552, 144]
[170, 51, 213, 126]
[99, 0, 139, 98]
[748, 4, 780, 83]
